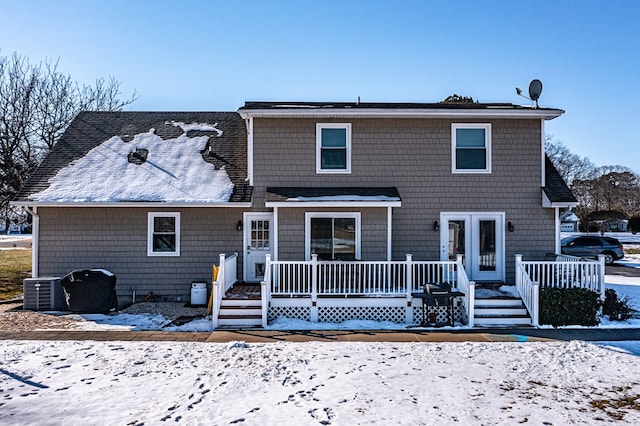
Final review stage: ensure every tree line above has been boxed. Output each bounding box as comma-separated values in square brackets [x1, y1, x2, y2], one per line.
[0, 52, 137, 227]
[546, 138, 640, 232]
[1, 64, 638, 233]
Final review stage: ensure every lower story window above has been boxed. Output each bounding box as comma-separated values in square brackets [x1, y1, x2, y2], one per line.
[148, 212, 180, 256]
[306, 212, 360, 260]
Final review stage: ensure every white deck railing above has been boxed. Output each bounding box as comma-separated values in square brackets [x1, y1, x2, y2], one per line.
[515, 253, 606, 327]
[266, 254, 465, 297]
[262, 253, 473, 324]
[211, 252, 238, 328]
[515, 254, 540, 327]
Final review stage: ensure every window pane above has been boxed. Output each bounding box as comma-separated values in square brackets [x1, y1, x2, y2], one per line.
[456, 148, 486, 169]
[321, 128, 346, 147]
[153, 234, 176, 252]
[311, 218, 333, 260]
[456, 128, 485, 148]
[448, 220, 465, 262]
[333, 218, 356, 260]
[154, 217, 175, 233]
[478, 220, 496, 271]
[321, 149, 346, 169]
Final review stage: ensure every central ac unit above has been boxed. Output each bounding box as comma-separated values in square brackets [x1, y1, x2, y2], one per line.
[23, 277, 66, 311]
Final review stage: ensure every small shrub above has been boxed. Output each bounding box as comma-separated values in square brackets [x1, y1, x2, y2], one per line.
[539, 287, 602, 327]
[603, 289, 634, 321]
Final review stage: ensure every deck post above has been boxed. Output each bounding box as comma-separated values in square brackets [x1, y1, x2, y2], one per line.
[311, 254, 318, 302]
[514, 254, 523, 288]
[597, 254, 606, 299]
[311, 254, 318, 322]
[468, 281, 475, 327]
[405, 254, 413, 323]
[261, 254, 271, 328]
[532, 281, 540, 327]
[456, 254, 464, 287]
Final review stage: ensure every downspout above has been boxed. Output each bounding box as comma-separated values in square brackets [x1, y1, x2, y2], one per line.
[540, 118, 546, 188]
[554, 206, 561, 254]
[22, 206, 39, 277]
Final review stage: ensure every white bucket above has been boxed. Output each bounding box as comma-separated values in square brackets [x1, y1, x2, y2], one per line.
[190, 282, 207, 305]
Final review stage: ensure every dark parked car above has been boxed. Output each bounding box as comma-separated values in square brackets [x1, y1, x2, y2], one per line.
[560, 235, 624, 265]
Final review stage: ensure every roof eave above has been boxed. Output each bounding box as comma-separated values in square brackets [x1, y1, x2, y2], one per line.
[542, 192, 579, 208]
[266, 200, 402, 208]
[238, 108, 564, 120]
[11, 201, 253, 208]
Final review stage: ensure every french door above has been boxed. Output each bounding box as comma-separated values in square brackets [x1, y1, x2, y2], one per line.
[440, 213, 505, 281]
[243, 213, 274, 282]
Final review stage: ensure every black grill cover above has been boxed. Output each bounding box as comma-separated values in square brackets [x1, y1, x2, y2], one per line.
[61, 269, 117, 313]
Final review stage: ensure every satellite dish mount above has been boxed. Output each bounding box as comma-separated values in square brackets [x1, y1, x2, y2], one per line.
[515, 79, 543, 108]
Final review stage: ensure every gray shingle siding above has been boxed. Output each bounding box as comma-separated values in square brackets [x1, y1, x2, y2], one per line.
[276, 207, 389, 260]
[37, 207, 246, 305]
[253, 117, 554, 282]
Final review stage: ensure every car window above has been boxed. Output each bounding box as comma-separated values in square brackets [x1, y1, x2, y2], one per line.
[580, 237, 603, 246]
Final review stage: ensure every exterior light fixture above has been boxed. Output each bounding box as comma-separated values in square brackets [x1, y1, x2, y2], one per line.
[508, 221, 514, 232]
[236, 220, 243, 232]
[433, 220, 440, 232]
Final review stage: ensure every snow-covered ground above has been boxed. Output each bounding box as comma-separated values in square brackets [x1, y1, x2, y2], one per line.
[1, 237, 640, 424]
[1, 339, 639, 424]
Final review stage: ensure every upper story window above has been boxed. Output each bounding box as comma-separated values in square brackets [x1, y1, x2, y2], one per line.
[452, 123, 492, 173]
[148, 212, 180, 256]
[316, 123, 351, 174]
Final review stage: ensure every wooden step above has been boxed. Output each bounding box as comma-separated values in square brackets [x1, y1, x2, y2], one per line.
[217, 315, 262, 327]
[474, 315, 533, 326]
[475, 307, 529, 316]
[220, 298, 262, 308]
[473, 296, 532, 326]
[219, 306, 262, 316]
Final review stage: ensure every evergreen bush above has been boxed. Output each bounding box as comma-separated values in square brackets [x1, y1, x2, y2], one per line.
[539, 287, 602, 327]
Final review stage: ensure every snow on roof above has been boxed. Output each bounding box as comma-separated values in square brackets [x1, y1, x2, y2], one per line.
[167, 121, 223, 137]
[286, 195, 400, 202]
[28, 126, 234, 203]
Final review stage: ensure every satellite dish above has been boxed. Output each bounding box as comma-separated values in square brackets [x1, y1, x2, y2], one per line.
[528, 79, 543, 101]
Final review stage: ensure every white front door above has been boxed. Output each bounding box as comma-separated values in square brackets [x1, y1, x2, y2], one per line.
[440, 213, 505, 281]
[243, 213, 274, 282]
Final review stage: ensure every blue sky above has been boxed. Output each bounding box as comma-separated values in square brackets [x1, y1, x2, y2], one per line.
[1, 0, 638, 169]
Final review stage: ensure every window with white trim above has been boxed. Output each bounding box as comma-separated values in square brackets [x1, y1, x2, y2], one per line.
[316, 123, 351, 173]
[148, 212, 180, 256]
[452, 123, 491, 173]
[305, 212, 360, 260]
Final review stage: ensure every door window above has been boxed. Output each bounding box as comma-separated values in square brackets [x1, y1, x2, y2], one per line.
[447, 220, 466, 262]
[478, 220, 496, 271]
[250, 220, 270, 249]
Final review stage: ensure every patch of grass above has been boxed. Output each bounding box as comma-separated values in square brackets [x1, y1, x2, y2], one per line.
[625, 247, 640, 255]
[0, 250, 31, 300]
[590, 393, 640, 420]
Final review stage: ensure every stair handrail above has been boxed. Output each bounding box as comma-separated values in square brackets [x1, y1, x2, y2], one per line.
[211, 252, 238, 329]
[515, 254, 539, 327]
[454, 254, 475, 327]
[261, 254, 272, 327]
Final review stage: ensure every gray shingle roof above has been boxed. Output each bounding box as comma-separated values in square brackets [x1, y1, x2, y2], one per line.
[240, 101, 564, 113]
[544, 156, 577, 204]
[14, 111, 251, 203]
[266, 187, 401, 203]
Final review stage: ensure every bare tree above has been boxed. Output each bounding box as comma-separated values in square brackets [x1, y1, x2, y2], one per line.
[545, 136, 596, 184]
[0, 52, 138, 225]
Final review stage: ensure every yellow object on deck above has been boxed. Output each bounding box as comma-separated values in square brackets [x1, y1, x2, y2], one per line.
[207, 265, 220, 316]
